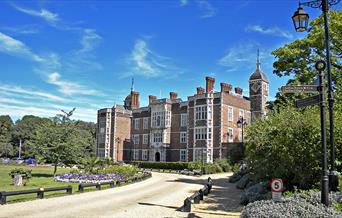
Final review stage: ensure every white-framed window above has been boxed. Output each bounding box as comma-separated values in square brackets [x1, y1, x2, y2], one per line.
[100, 127, 105, 134]
[152, 131, 163, 143]
[195, 128, 207, 140]
[195, 106, 207, 120]
[228, 106, 233, 122]
[228, 128, 233, 142]
[142, 150, 148, 160]
[143, 117, 149, 129]
[133, 134, 139, 145]
[239, 109, 244, 119]
[134, 118, 140, 130]
[180, 132, 187, 143]
[143, 134, 149, 144]
[151, 111, 171, 128]
[133, 150, 139, 160]
[194, 149, 204, 162]
[181, 114, 187, 127]
[180, 149, 187, 162]
[239, 128, 242, 141]
[246, 111, 251, 124]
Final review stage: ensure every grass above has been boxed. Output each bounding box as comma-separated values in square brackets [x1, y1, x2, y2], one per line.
[0, 164, 114, 204]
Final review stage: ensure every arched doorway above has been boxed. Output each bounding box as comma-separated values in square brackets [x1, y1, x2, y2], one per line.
[155, 152, 161, 162]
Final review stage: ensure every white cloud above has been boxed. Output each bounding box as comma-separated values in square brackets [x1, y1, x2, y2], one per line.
[246, 25, 293, 39]
[11, 5, 59, 25]
[218, 42, 274, 73]
[180, 0, 189, 6]
[47, 72, 100, 96]
[0, 84, 69, 102]
[79, 29, 102, 53]
[128, 39, 184, 78]
[197, 0, 217, 18]
[0, 32, 44, 62]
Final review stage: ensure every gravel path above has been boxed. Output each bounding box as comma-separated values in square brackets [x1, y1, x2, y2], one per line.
[0, 172, 234, 218]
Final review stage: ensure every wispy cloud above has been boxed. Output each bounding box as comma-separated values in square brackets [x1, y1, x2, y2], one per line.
[1, 25, 41, 35]
[79, 29, 102, 53]
[218, 42, 274, 72]
[0, 32, 44, 62]
[127, 39, 184, 78]
[246, 25, 293, 39]
[197, 0, 217, 18]
[47, 72, 100, 96]
[180, 0, 189, 7]
[11, 4, 59, 25]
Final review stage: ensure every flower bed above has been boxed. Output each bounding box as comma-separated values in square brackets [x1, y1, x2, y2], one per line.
[55, 173, 122, 183]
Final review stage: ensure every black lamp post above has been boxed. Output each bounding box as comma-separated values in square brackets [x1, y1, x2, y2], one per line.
[237, 116, 247, 144]
[292, 0, 340, 192]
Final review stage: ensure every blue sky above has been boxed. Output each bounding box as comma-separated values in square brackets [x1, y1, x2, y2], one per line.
[0, 0, 329, 122]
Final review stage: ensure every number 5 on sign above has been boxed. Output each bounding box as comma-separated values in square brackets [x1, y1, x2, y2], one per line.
[271, 178, 283, 202]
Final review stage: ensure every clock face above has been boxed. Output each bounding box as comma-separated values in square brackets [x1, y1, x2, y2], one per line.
[250, 82, 261, 94]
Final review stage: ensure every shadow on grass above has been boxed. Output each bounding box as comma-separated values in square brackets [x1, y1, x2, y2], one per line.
[31, 173, 53, 178]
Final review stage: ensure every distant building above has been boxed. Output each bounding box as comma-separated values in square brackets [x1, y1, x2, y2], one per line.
[96, 53, 269, 162]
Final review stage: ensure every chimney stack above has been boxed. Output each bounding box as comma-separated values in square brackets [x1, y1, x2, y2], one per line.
[148, 95, 157, 104]
[131, 91, 140, 109]
[169, 92, 178, 100]
[220, 83, 233, 93]
[206, 76, 215, 93]
[197, 87, 205, 95]
[235, 87, 243, 95]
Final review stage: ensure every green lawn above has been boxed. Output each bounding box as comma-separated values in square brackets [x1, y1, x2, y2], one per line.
[0, 164, 102, 203]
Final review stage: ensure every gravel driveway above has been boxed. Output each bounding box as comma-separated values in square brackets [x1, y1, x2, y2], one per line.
[0, 172, 233, 218]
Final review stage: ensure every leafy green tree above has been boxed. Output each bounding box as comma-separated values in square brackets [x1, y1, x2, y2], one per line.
[271, 10, 341, 109]
[0, 115, 14, 157]
[245, 106, 342, 190]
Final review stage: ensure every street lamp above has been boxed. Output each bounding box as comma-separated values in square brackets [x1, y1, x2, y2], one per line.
[292, 0, 340, 192]
[237, 116, 247, 144]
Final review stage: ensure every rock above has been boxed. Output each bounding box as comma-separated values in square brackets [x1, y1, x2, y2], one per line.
[246, 183, 267, 194]
[239, 182, 270, 205]
[14, 175, 23, 187]
[245, 180, 256, 189]
[236, 175, 250, 189]
[229, 173, 242, 183]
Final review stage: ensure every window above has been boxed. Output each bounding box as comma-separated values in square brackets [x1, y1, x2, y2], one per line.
[133, 134, 139, 145]
[195, 106, 207, 120]
[180, 150, 187, 162]
[239, 109, 244, 119]
[246, 112, 251, 124]
[194, 149, 204, 162]
[208, 128, 212, 139]
[195, 128, 207, 140]
[134, 118, 140, 130]
[228, 128, 233, 142]
[142, 150, 148, 160]
[181, 114, 187, 127]
[151, 111, 171, 128]
[133, 150, 139, 160]
[100, 128, 105, 134]
[143, 134, 149, 144]
[143, 117, 149, 129]
[180, 132, 187, 143]
[228, 106, 233, 122]
[152, 131, 163, 143]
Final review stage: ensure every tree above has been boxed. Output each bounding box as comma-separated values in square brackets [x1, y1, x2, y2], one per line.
[27, 109, 83, 175]
[0, 116, 14, 157]
[271, 10, 341, 109]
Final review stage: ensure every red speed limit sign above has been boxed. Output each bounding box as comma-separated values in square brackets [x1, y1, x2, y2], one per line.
[271, 179, 283, 192]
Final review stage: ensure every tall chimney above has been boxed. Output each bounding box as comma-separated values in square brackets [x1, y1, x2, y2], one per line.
[197, 87, 204, 95]
[131, 91, 140, 109]
[220, 83, 232, 93]
[149, 95, 156, 104]
[169, 92, 178, 100]
[235, 87, 243, 95]
[206, 76, 215, 93]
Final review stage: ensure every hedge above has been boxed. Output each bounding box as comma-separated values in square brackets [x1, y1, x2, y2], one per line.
[131, 161, 191, 170]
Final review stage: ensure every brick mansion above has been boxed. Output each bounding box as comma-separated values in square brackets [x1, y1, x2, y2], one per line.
[96, 57, 269, 163]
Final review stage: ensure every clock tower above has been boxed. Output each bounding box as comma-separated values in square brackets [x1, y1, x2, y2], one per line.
[249, 50, 269, 121]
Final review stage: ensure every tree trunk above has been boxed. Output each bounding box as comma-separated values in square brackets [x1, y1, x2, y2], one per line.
[53, 164, 57, 176]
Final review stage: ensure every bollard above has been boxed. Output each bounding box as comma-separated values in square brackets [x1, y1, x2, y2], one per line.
[67, 186, 72, 194]
[110, 181, 115, 188]
[203, 185, 209, 196]
[199, 189, 204, 200]
[96, 184, 101, 190]
[78, 184, 84, 193]
[193, 192, 201, 204]
[0, 192, 6, 205]
[183, 197, 192, 212]
[117, 181, 121, 186]
[37, 188, 44, 199]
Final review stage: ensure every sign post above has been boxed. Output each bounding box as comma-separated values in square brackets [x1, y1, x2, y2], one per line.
[281, 85, 318, 93]
[271, 178, 283, 202]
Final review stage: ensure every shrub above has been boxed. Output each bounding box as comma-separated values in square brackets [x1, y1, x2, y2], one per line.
[99, 165, 137, 179]
[132, 161, 191, 170]
[188, 161, 201, 171]
[227, 143, 244, 164]
[214, 158, 231, 172]
[203, 163, 223, 174]
[9, 168, 32, 185]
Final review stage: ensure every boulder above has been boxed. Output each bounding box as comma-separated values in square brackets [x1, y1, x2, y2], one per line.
[236, 175, 250, 189]
[240, 182, 270, 205]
